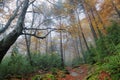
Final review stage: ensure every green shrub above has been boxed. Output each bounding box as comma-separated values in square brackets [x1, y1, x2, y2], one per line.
[50, 68, 58, 75]
[107, 22, 120, 45]
[71, 57, 83, 67]
[101, 44, 120, 80]
[31, 53, 62, 70]
[0, 54, 34, 79]
[85, 46, 97, 64]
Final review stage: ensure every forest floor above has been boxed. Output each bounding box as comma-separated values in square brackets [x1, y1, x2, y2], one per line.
[6, 64, 90, 80]
[60, 64, 89, 80]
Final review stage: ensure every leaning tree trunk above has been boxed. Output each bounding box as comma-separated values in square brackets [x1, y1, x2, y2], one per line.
[82, 1, 98, 40]
[0, 0, 29, 63]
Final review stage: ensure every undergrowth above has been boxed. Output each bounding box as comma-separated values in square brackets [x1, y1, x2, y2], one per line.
[0, 52, 63, 79]
[86, 22, 120, 80]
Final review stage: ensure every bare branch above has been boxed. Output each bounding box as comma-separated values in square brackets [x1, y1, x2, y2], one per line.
[29, 0, 36, 5]
[24, 27, 64, 30]
[46, 0, 58, 7]
[0, 2, 23, 34]
[27, 11, 40, 13]
[32, 4, 44, 15]
[22, 28, 65, 39]
[35, 15, 67, 28]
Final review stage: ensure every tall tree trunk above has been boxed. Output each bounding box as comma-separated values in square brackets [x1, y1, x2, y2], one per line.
[38, 40, 41, 53]
[60, 17, 64, 67]
[60, 29, 64, 66]
[45, 31, 48, 53]
[24, 4, 34, 65]
[29, 4, 35, 52]
[35, 38, 38, 52]
[75, 38, 81, 59]
[77, 31, 86, 63]
[24, 31, 32, 65]
[0, 0, 29, 63]
[50, 27, 52, 53]
[76, 10, 90, 51]
[75, 11, 86, 62]
[90, 8, 101, 37]
[82, 1, 98, 40]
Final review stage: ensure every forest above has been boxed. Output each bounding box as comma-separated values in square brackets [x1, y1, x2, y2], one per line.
[0, 0, 120, 80]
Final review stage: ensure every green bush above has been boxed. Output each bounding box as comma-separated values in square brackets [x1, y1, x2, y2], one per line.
[31, 53, 62, 70]
[71, 57, 83, 67]
[107, 22, 120, 45]
[85, 47, 97, 64]
[0, 54, 34, 79]
[100, 44, 120, 80]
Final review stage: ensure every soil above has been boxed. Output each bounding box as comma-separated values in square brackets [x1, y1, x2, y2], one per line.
[58, 64, 89, 80]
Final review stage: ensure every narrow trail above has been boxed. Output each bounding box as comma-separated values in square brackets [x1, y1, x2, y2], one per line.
[59, 64, 89, 80]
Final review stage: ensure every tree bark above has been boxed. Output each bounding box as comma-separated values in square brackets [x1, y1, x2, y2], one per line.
[0, 0, 29, 63]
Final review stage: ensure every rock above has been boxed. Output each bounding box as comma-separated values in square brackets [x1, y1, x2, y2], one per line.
[70, 72, 79, 76]
[79, 70, 84, 74]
